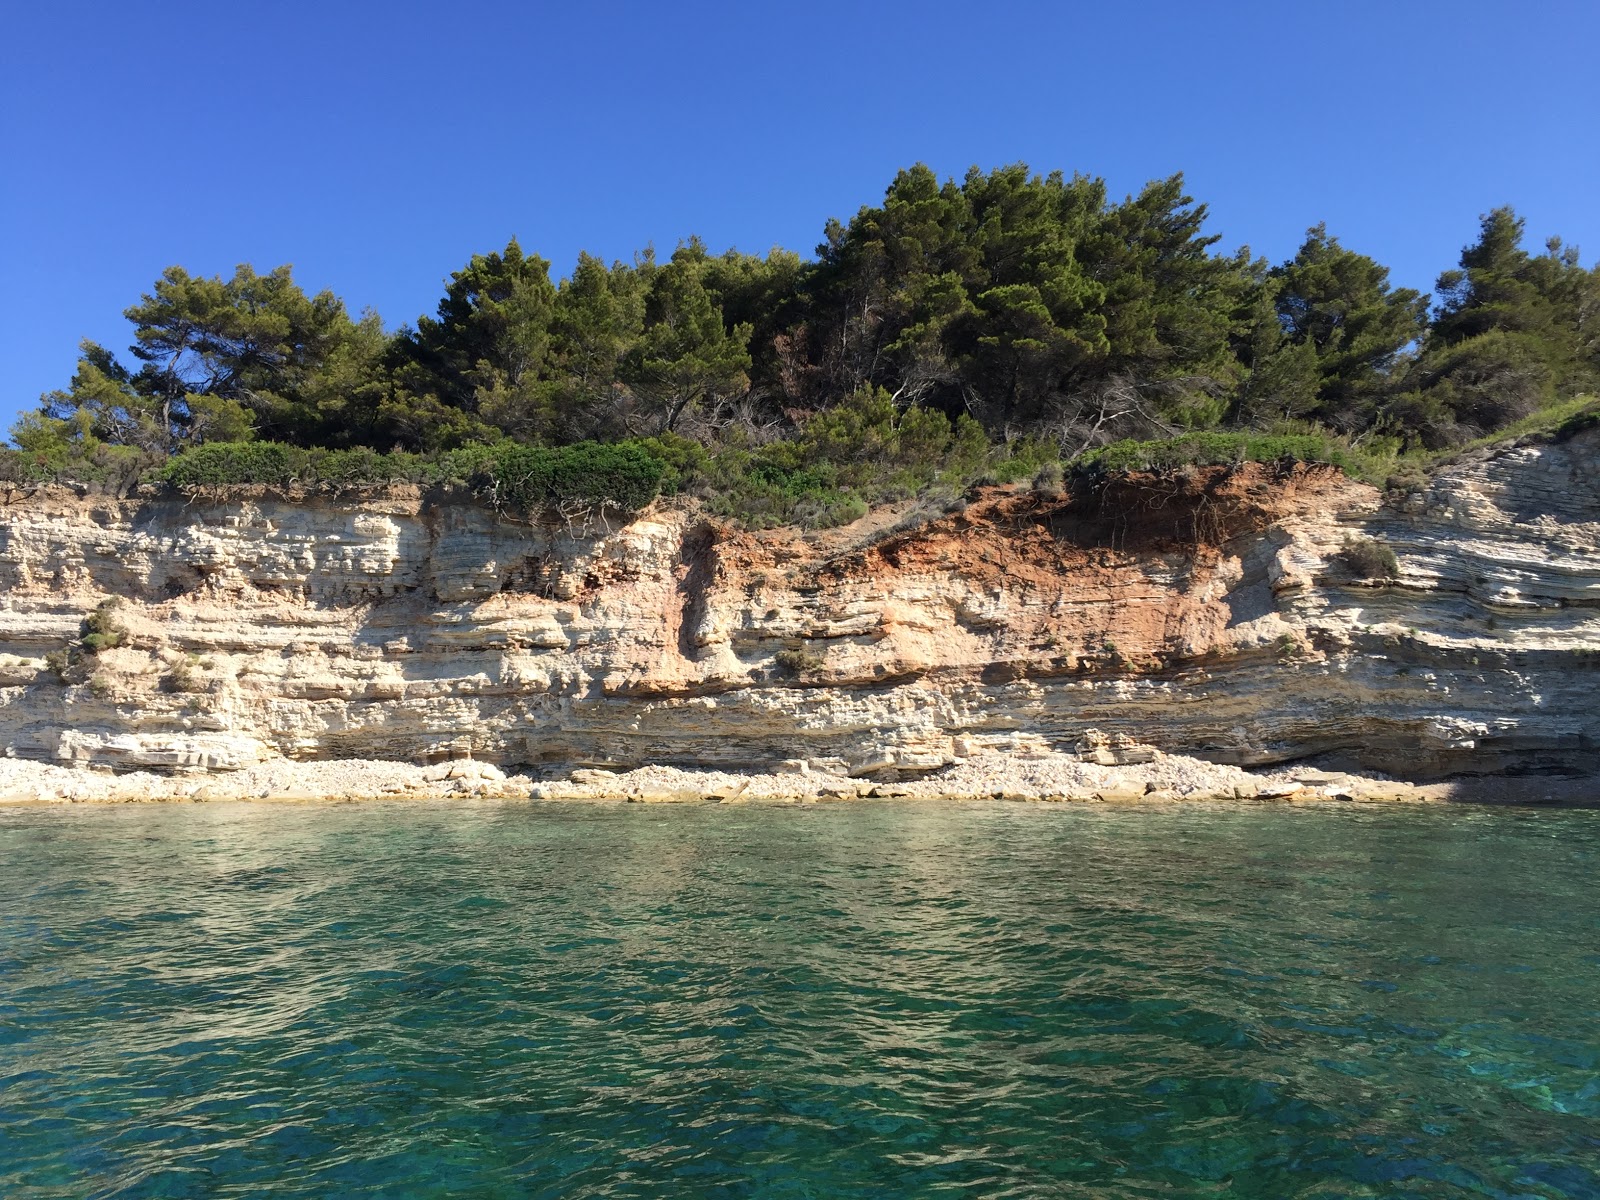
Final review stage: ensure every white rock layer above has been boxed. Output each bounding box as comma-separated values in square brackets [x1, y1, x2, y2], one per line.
[0, 428, 1594, 782]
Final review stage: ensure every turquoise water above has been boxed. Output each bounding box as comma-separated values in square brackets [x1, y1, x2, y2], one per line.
[1, 799, 1597, 1199]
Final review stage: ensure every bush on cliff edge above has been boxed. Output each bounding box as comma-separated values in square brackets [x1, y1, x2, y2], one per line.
[155, 438, 667, 518]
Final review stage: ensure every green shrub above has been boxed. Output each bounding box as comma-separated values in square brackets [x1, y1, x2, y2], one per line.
[792, 493, 868, 528]
[701, 450, 860, 529]
[1556, 408, 1600, 440]
[308, 446, 428, 486]
[631, 431, 709, 495]
[80, 599, 127, 654]
[0, 444, 156, 490]
[1385, 466, 1429, 494]
[491, 441, 665, 515]
[987, 435, 1059, 483]
[159, 441, 304, 487]
[773, 647, 826, 676]
[162, 653, 206, 694]
[1434, 394, 1600, 458]
[0, 448, 63, 484]
[1079, 432, 1331, 474]
[432, 443, 504, 488]
[1070, 429, 1416, 486]
[1338, 535, 1399, 580]
[162, 442, 434, 489]
[695, 395, 1001, 529]
[1551, 396, 1599, 441]
[157, 438, 668, 513]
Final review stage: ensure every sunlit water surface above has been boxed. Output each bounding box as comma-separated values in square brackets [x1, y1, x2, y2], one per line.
[1, 798, 1597, 1199]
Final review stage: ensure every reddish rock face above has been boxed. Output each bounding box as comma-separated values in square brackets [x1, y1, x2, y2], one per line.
[0, 432, 1594, 781]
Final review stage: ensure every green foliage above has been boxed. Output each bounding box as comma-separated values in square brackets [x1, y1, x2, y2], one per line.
[797, 387, 974, 491]
[773, 647, 826, 676]
[489, 441, 665, 515]
[162, 653, 206, 695]
[80, 600, 127, 654]
[157, 440, 441, 490]
[150, 438, 670, 516]
[700, 388, 994, 528]
[547, 251, 648, 440]
[1427, 394, 1598, 459]
[20, 263, 386, 459]
[985, 434, 1059, 483]
[1031, 461, 1065, 496]
[126, 264, 373, 444]
[700, 451, 857, 529]
[1338, 536, 1400, 580]
[1238, 224, 1428, 431]
[1395, 208, 1600, 448]
[1076, 430, 1370, 476]
[0, 439, 154, 490]
[392, 239, 561, 447]
[806, 165, 1244, 436]
[13, 169, 1600, 530]
[431, 443, 505, 488]
[630, 431, 709, 495]
[1554, 398, 1600, 440]
[0, 448, 61, 484]
[620, 241, 754, 433]
[308, 446, 428, 486]
[158, 441, 304, 487]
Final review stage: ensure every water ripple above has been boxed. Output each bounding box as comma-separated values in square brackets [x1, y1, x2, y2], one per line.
[1, 799, 1597, 1198]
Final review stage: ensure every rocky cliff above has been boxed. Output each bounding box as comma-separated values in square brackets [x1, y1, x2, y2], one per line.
[1, 427, 1595, 781]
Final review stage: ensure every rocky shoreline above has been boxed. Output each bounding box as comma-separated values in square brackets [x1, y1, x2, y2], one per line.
[1, 429, 1595, 793]
[3, 747, 1591, 807]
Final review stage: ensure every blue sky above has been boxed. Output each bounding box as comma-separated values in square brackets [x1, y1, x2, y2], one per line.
[3, 0, 1596, 433]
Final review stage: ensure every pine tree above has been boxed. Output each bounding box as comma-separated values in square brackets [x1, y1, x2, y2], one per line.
[1264, 224, 1428, 430]
[394, 239, 559, 443]
[620, 244, 752, 434]
[1407, 208, 1594, 440]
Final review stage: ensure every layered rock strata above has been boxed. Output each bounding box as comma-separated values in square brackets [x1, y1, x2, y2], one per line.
[0, 428, 1595, 782]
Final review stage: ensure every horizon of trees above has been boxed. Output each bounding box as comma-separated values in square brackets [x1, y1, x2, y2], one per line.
[12, 164, 1599, 490]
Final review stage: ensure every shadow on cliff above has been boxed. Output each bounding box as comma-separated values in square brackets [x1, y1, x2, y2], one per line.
[674, 521, 719, 663]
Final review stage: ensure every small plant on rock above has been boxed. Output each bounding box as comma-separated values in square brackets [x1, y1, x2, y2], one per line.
[1385, 467, 1428, 495]
[162, 652, 207, 694]
[80, 599, 128, 654]
[774, 647, 826, 676]
[1338, 536, 1399, 580]
[1031, 461, 1065, 498]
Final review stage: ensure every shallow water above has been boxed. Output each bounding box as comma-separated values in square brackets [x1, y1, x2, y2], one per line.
[1, 798, 1597, 1199]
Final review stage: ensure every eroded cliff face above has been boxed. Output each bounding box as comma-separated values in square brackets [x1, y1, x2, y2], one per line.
[1, 427, 1595, 780]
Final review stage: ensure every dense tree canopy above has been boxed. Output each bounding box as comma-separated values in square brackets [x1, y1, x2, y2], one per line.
[13, 163, 1598, 512]
[1235, 224, 1429, 431]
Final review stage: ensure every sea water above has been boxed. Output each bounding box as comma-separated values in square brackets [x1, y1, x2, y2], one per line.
[1, 798, 1596, 1198]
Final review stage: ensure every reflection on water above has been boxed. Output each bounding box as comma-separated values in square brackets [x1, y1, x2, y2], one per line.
[1, 798, 1597, 1198]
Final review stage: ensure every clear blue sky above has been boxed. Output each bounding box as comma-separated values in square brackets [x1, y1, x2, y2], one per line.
[3, 0, 1596, 433]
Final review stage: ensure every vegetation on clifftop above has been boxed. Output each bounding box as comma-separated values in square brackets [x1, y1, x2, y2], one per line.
[8, 164, 1598, 524]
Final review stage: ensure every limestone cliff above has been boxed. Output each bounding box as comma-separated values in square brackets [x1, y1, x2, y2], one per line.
[1, 427, 1595, 781]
